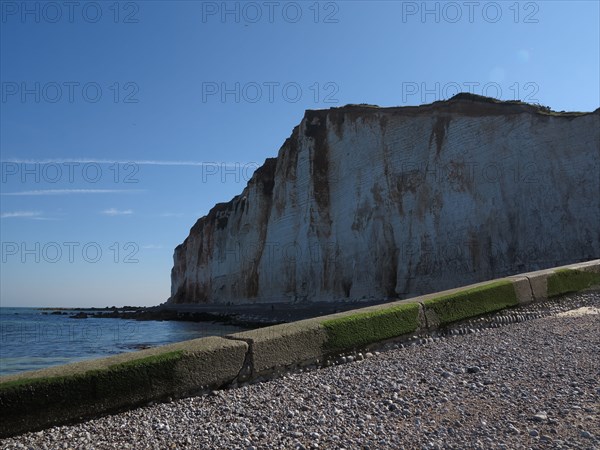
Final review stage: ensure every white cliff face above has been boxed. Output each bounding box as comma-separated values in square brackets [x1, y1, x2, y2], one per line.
[170, 94, 600, 305]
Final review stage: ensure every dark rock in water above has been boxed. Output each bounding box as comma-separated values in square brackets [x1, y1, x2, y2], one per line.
[123, 343, 153, 350]
[70, 312, 88, 319]
[164, 94, 598, 306]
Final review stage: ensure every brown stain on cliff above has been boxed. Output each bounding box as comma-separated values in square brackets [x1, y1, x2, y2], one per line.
[415, 181, 431, 221]
[351, 199, 373, 232]
[275, 126, 300, 216]
[446, 161, 475, 193]
[383, 238, 399, 298]
[305, 110, 332, 237]
[244, 157, 277, 298]
[378, 121, 407, 219]
[429, 115, 451, 158]
[371, 182, 384, 206]
[304, 110, 336, 290]
[468, 230, 481, 272]
[328, 108, 345, 140]
[253, 157, 277, 196]
[379, 115, 389, 132]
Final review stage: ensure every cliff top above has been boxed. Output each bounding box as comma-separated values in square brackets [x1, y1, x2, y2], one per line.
[310, 92, 598, 118]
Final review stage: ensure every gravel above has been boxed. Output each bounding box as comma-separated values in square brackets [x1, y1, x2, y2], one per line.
[2, 291, 599, 450]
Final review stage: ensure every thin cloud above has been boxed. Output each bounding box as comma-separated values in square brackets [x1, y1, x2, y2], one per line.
[141, 244, 165, 249]
[1, 189, 145, 196]
[0, 211, 42, 219]
[101, 208, 133, 216]
[160, 212, 185, 218]
[1, 211, 61, 221]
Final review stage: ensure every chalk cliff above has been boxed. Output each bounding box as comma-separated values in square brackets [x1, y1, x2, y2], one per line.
[169, 93, 600, 305]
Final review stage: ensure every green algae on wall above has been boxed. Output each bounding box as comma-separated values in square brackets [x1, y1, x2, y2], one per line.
[423, 281, 519, 326]
[547, 269, 600, 298]
[322, 303, 420, 351]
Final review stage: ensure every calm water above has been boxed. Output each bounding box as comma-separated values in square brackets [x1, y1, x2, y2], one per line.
[0, 307, 247, 376]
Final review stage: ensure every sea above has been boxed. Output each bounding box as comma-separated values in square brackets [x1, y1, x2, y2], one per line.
[0, 307, 247, 377]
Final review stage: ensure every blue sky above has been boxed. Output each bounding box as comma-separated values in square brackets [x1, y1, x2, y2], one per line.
[1, 1, 599, 307]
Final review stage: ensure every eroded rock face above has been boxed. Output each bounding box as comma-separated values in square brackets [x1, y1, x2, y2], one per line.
[169, 94, 600, 305]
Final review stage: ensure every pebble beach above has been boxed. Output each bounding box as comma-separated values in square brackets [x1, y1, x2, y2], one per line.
[2, 291, 599, 450]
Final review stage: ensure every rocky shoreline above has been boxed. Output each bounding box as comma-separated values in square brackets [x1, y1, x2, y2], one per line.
[41, 305, 275, 328]
[41, 299, 397, 328]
